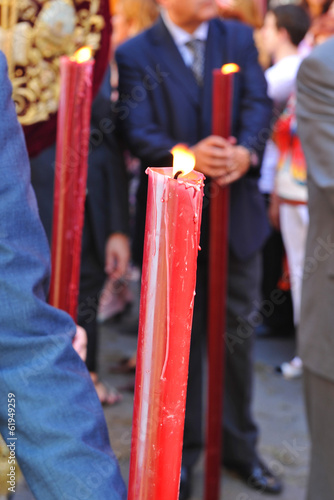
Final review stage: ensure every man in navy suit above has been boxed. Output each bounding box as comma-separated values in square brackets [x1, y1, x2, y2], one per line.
[116, 0, 279, 498]
[0, 52, 126, 500]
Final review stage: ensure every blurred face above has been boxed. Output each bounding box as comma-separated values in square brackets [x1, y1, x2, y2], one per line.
[261, 12, 281, 57]
[112, 3, 131, 48]
[158, 0, 218, 33]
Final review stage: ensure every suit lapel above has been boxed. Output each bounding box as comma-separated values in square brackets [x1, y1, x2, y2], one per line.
[149, 17, 202, 107]
[148, 18, 238, 136]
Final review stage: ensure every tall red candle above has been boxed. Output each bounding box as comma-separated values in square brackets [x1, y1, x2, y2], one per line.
[205, 64, 239, 500]
[49, 48, 94, 321]
[128, 148, 204, 500]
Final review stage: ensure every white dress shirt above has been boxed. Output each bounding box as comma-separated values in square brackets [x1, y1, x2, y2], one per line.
[160, 9, 209, 68]
[265, 54, 301, 103]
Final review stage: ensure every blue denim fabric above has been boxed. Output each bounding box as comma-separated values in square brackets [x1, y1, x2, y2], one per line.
[0, 52, 127, 500]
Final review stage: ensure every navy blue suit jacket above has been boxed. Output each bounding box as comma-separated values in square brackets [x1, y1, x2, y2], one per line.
[116, 17, 272, 261]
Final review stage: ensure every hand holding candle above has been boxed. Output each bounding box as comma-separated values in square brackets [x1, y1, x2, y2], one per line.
[190, 135, 249, 185]
[190, 64, 250, 186]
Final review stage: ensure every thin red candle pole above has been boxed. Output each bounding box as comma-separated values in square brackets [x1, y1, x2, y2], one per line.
[49, 50, 94, 321]
[205, 65, 238, 500]
[128, 165, 204, 500]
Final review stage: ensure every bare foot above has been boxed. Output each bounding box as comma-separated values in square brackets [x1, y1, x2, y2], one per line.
[90, 372, 122, 406]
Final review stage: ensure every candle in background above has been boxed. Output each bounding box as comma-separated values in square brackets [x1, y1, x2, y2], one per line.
[128, 147, 204, 500]
[49, 47, 94, 321]
[205, 63, 240, 500]
[212, 63, 239, 139]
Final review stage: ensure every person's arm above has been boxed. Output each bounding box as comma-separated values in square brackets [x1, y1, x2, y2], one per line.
[89, 89, 131, 281]
[104, 136, 131, 280]
[0, 52, 126, 500]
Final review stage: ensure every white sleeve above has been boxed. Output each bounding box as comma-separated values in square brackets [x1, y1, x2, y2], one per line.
[265, 62, 299, 103]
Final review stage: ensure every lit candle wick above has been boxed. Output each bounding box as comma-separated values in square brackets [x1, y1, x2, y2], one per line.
[171, 145, 196, 178]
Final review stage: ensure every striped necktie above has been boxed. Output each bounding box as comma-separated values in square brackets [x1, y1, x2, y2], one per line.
[186, 39, 205, 86]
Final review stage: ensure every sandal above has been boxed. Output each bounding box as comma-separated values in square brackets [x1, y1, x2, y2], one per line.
[90, 373, 123, 406]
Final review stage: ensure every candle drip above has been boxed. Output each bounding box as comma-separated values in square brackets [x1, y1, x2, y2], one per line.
[49, 55, 94, 320]
[161, 178, 171, 381]
[127, 167, 205, 500]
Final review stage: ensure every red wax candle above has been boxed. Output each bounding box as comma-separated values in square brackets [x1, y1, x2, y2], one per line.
[49, 48, 94, 321]
[128, 149, 204, 500]
[205, 64, 239, 500]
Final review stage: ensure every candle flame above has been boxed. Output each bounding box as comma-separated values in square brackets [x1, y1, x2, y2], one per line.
[221, 63, 240, 75]
[72, 47, 92, 64]
[172, 145, 196, 178]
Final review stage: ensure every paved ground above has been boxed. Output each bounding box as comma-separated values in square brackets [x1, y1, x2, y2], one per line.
[101, 318, 310, 500]
[8, 281, 310, 500]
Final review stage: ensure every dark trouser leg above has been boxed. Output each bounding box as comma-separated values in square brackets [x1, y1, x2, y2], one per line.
[29, 143, 56, 245]
[77, 213, 105, 373]
[261, 227, 294, 331]
[223, 249, 261, 467]
[182, 249, 262, 469]
[29, 143, 106, 373]
[182, 264, 207, 468]
[77, 281, 103, 373]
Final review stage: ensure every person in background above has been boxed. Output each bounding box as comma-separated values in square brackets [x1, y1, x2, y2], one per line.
[215, 0, 263, 28]
[309, 9, 334, 43]
[299, 0, 331, 55]
[112, 0, 160, 47]
[216, 0, 270, 67]
[103, 0, 160, 376]
[271, 92, 308, 378]
[261, 5, 310, 110]
[0, 50, 126, 500]
[76, 79, 131, 404]
[259, 5, 310, 377]
[296, 34, 334, 500]
[115, 1, 278, 498]
[110, 0, 160, 99]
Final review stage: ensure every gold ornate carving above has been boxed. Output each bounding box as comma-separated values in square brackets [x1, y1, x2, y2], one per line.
[0, 0, 105, 125]
[0, 435, 21, 495]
